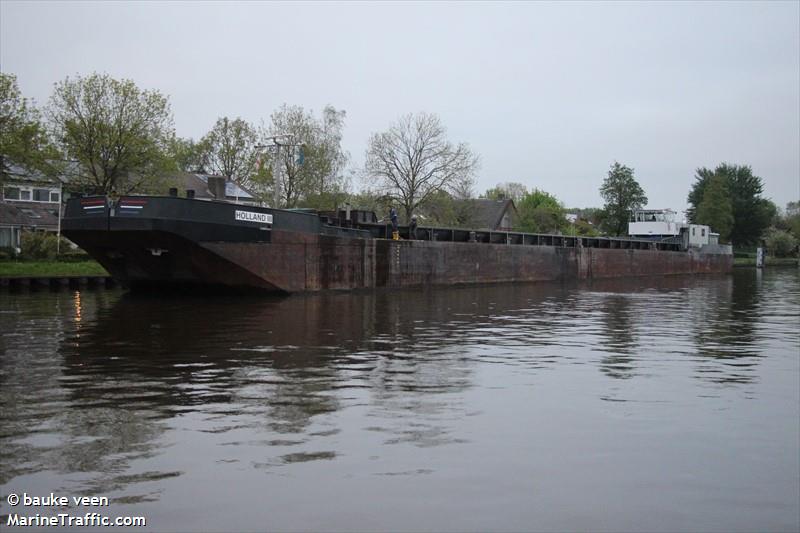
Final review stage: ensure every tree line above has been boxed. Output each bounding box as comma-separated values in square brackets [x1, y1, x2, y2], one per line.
[687, 163, 797, 255]
[0, 71, 480, 217]
[480, 161, 797, 255]
[1, 71, 796, 253]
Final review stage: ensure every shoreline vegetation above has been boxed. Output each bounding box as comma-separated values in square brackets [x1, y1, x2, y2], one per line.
[733, 256, 799, 267]
[0, 259, 109, 278]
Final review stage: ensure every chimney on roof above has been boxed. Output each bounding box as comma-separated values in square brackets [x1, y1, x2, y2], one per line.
[208, 177, 226, 200]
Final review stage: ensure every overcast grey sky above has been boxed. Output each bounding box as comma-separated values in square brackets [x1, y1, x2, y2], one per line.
[1, 1, 798, 213]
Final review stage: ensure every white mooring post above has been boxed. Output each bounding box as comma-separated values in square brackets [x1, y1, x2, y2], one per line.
[756, 247, 764, 268]
[56, 184, 63, 256]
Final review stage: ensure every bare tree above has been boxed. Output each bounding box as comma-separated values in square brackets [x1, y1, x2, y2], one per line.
[364, 112, 479, 221]
[201, 117, 259, 184]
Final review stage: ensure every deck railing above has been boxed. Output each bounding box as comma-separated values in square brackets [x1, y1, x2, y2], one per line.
[323, 219, 685, 252]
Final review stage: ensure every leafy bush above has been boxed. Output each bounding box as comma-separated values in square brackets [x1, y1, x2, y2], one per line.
[516, 189, 568, 234]
[20, 231, 70, 260]
[0, 246, 18, 260]
[58, 249, 92, 262]
[765, 228, 798, 258]
[572, 219, 600, 237]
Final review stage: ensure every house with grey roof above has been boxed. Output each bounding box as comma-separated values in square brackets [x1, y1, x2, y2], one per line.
[0, 163, 64, 249]
[170, 172, 258, 204]
[468, 198, 517, 231]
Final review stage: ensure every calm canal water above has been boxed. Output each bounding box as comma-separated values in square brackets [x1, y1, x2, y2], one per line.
[1, 269, 798, 532]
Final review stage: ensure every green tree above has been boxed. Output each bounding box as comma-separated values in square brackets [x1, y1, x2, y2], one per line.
[571, 219, 600, 237]
[764, 228, 798, 257]
[200, 117, 259, 184]
[566, 207, 605, 229]
[482, 182, 528, 203]
[417, 189, 459, 226]
[0, 72, 56, 177]
[168, 136, 209, 173]
[410, 189, 480, 228]
[599, 162, 647, 236]
[364, 112, 479, 222]
[258, 105, 349, 209]
[783, 201, 800, 240]
[347, 189, 392, 219]
[792, 216, 800, 241]
[687, 163, 773, 245]
[695, 174, 733, 242]
[516, 189, 567, 234]
[47, 73, 174, 195]
[772, 201, 800, 244]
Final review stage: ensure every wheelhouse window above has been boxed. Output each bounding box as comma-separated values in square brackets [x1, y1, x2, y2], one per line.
[50, 191, 60, 203]
[3, 186, 20, 200]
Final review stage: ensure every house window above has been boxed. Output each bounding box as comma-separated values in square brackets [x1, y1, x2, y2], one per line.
[0, 227, 21, 248]
[33, 189, 52, 202]
[4, 186, 59, 202]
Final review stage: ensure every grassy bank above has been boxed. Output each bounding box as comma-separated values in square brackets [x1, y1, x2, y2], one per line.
[0, 260, 109, 277]
[733, 256, 799, 267]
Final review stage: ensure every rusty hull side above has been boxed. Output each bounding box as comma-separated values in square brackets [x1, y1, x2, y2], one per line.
[201, 229, 375, 292]
[202, 237, 732, 292]
[373, 240, 732, 289]
[64, 229, 281, 291]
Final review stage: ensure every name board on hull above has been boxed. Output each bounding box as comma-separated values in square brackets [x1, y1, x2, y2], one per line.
[235, 210, 273, 224]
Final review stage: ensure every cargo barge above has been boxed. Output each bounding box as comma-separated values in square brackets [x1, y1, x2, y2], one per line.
[62, 195, 733, 293]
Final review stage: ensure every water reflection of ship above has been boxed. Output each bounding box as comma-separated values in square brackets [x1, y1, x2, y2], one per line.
[596, 294, 639, 380]
[59, 274, 759, 427]
[4, 273, 772, 501]
[54, 285, 568, 476]
[61, 287, 551, 421]
[690, 270, 763, 384]
[589, 271, 763, 385]
[60, 273, 755, 405]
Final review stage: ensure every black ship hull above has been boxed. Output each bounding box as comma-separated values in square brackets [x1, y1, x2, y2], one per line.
[63, 196, 732, 293]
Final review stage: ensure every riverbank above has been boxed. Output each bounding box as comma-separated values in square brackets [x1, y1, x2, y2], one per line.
[0, 259, 109, 277]
[733, 256, 799, 267]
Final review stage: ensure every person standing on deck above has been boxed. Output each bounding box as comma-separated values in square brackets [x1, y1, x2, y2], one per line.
[390, 206, 399, 240]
